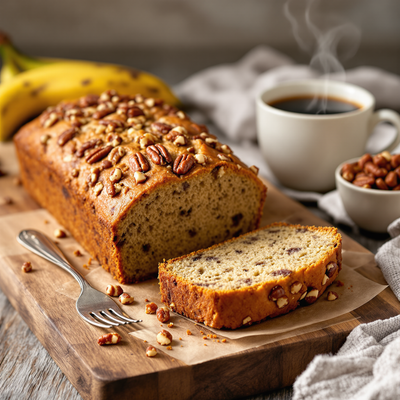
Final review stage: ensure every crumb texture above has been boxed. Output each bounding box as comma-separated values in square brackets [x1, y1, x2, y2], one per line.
[169, 224, 339, 290]
[119, 168, 263, 281]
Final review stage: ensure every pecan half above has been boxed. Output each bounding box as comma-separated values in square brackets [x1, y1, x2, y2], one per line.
[58, 127, 78, 146]
[86, 145, 113, 164]
[151, 121, 172, 135]
[173, 154, 195, 175]
[127, 106, 145, 118]
[129, 153, 150, 172]
[75, 139, 103, 158]
[146, 144, 172, 165]
[92, 108, 113, 120]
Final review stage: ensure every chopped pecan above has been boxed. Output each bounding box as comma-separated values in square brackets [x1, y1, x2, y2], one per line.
[165, 129, 187, 146]
[76, 139, 103, 157]
[97, 332, 121, 346]
[99, 119, 126, 129]
[86, 145, 113, 164]
[110, 168, 122, 183]
[134, 171, 147, 184]
[42, 111, 62, 128]
[146, 144, 172, 165]
[205, 138, 218, 148]
[151, 121, 173, 135]
[129, 153, 150, 172]
[190, 123, 208, 134]
[108, 147, 126, 165]
[92, 108, 113, 120]
[127, 106, 145, 118]
[79, 94, 99, 108]
[105, 181, 116, 197]
[88, 167, 100, 187]
[139, 133, 156, 149]
[100, 159, 113, 169]
[173, 154, 195, 175]
[57, 127, 78, 147]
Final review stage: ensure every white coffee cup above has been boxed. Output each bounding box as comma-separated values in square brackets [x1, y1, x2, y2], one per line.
[256, 79, 400, 192]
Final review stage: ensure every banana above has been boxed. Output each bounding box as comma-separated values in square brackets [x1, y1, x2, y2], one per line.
[0, 32, 180, 141]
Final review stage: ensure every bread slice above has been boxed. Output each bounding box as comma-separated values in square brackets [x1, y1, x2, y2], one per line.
[14, 92, 266, 283]
[159, 222, 342, 329]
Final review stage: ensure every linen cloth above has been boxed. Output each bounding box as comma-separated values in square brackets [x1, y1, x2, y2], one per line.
[175, 46, 400, 399]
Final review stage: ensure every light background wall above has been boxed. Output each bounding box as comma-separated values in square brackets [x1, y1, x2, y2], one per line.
[1, 0, 399, 83]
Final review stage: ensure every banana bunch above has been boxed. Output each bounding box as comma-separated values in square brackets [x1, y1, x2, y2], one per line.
[0, 32, 180, 141]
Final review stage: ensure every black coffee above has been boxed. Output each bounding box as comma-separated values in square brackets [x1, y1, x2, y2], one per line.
[268, 95, 360, 115]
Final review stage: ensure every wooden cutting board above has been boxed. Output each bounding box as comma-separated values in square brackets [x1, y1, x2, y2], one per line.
[1, 143, 399, 400]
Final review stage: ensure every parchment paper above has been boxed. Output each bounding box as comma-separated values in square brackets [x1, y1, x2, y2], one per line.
[1, 209, 388, 365]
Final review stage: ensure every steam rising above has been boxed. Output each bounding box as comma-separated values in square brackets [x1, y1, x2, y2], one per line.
[284, 0, 361, 113]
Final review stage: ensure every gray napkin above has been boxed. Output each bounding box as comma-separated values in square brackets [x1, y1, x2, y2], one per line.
[175, 45, 400, 225]
[293, 218, 400, 400]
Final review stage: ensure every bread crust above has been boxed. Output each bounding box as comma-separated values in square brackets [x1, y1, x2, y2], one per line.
[13, 93, 266, 283]
[159, 223, 342, 329]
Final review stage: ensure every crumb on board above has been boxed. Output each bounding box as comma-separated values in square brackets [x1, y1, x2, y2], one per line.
[186, 330, 192, 335]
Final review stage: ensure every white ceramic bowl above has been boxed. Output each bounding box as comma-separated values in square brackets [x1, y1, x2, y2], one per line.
[335, 157, 400, 232]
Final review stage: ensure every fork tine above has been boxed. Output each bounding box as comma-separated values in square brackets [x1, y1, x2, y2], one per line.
[78, 311, 113, 329]
[108, 308, 142, 323]
[100, 310, 128, 325]
[90, 312, 120, 326]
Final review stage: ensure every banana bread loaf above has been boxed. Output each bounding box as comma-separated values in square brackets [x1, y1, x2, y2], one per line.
[14, 91, 266, 283]
[159, 222, 342, 329]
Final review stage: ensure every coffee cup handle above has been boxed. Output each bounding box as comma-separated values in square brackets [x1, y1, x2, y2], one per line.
[368, 109, 400, 152]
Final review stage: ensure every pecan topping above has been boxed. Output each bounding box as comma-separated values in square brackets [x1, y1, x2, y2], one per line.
[76, 139, 103, 158]
[146, 144, 172, 165]
[127, 106, 145, 118]
[105, 181, 116, 197]
[165, 130, 187, 146]
[151, 121, 173, 135]
[100, 159, 113, 169]
[57, 127, 78, 147]
[173, 154, 195, 175]
[108, 147, 126, 165]
[79, 94, 99, 108]
[99, 119, 126, 129]
[92, 108, 113, 120]
[86, 145, 113, 164]
[190, 123, 208, 134]
[129, 153, 150, 172]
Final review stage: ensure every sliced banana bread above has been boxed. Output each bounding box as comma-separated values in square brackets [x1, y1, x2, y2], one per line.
[159, 222, 342, 329]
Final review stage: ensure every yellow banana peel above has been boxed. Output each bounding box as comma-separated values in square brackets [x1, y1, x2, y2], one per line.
[0, 32, 181, 141]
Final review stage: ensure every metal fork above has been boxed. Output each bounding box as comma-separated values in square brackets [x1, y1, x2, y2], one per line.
[17, 229, 141, 329]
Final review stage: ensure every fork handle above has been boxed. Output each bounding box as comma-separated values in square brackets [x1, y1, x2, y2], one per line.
[17, 230, 87, 290]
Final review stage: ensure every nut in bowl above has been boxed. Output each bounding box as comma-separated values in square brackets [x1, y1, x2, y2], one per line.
[335, 152, 400, 232]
